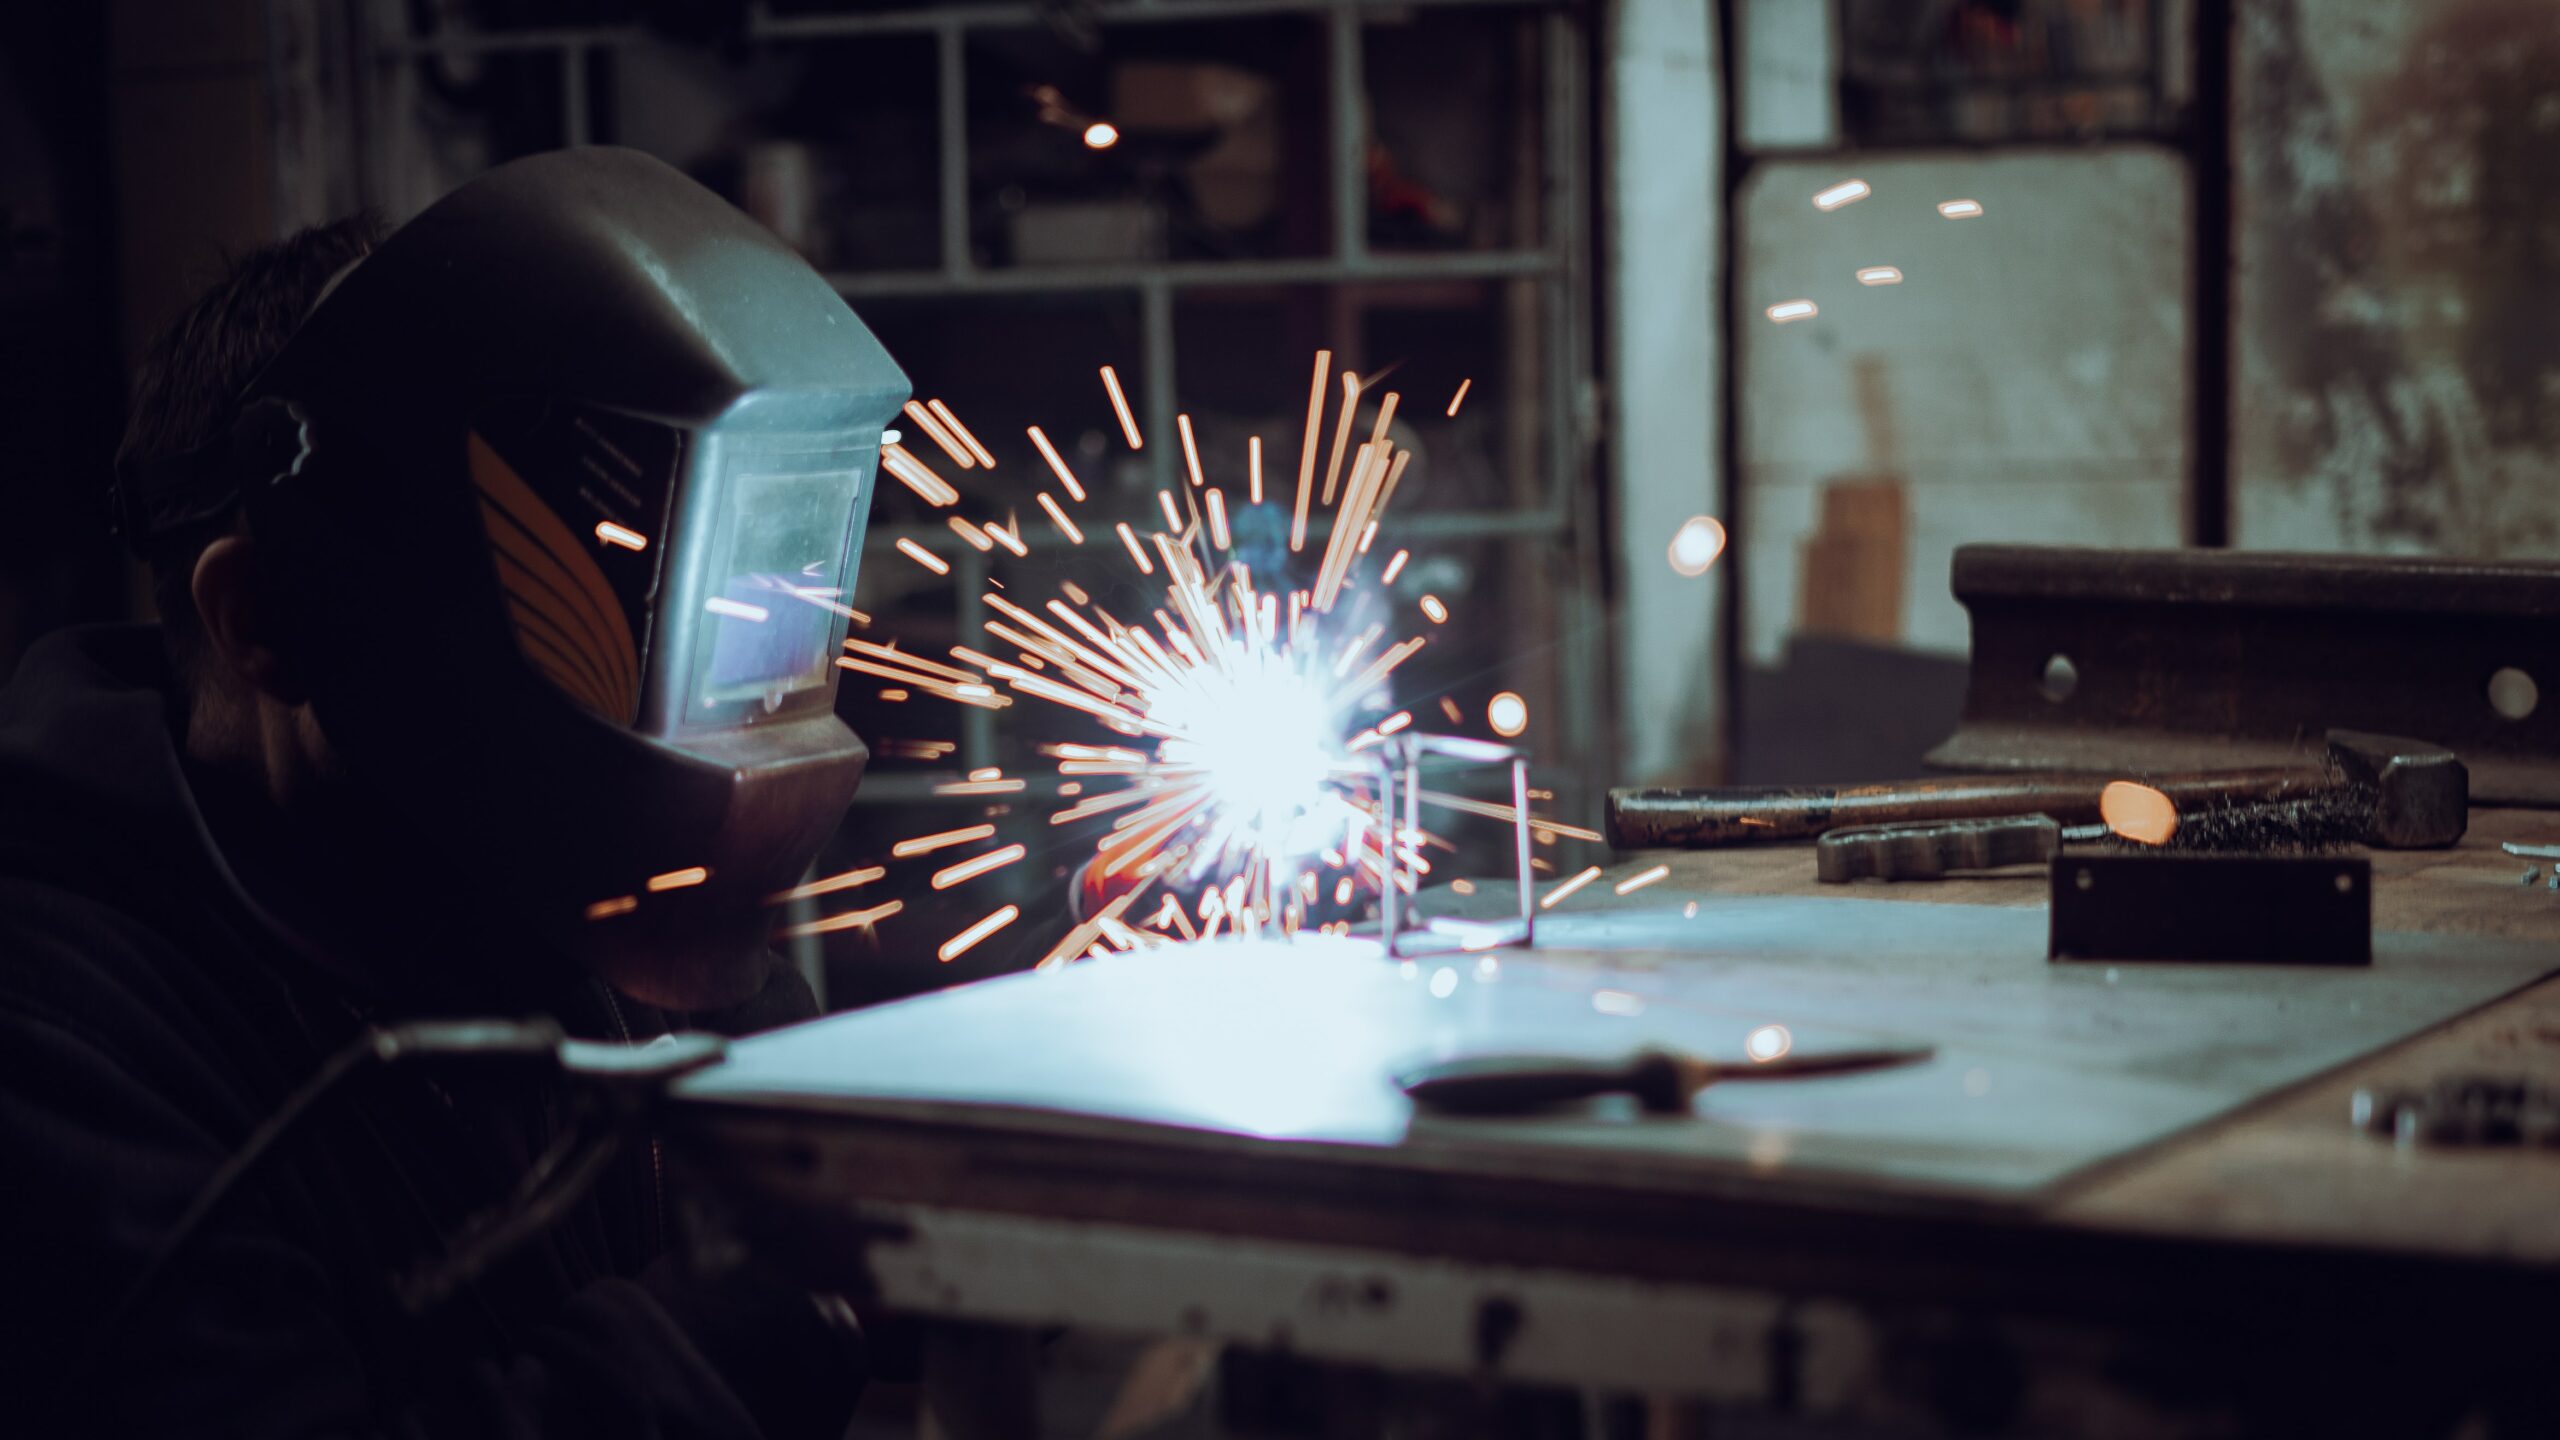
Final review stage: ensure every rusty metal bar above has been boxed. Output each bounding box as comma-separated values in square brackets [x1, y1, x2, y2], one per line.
[1927, 545, 2560, 804]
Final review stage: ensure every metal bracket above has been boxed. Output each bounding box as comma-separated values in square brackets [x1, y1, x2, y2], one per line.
[1375, 733, 1534, 958]
[1926, 545, 2560, 805]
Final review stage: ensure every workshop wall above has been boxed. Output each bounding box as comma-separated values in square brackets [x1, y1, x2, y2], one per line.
[2233, 0, 2560, 557]
[1737, 148, 2192, 668]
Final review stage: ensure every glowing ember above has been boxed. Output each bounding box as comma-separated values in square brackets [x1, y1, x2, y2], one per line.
[2100, 780, 2179, 846]
[1083, 121, 1119, 150]
[1668, 515, 1726, 576]
[594, 521, 647, 552]
[1746, 1024, 1792, 1062]
[1487, 691, 1529, 738]
[1855, 265, 1904, 286]
[646, 866, 709, 892]
[1765, 299, 1818, 325]
[1937, 199, 1984, 219]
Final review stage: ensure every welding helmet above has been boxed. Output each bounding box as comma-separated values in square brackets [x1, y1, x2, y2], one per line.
[113, 148, 908, 1007]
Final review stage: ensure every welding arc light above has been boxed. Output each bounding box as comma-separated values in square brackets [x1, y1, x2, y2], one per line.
[1083, 121, 1120, 150]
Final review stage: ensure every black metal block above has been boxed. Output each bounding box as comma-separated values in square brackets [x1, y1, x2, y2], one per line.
[2048, 854, 2371, 966]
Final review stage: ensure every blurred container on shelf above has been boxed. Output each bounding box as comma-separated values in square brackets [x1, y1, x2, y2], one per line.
[1008, 199, 1165, 266]
[1110, 60, 1281, 233]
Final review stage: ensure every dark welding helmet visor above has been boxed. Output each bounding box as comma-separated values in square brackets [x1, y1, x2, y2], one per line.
[182, 149, 907, 1006]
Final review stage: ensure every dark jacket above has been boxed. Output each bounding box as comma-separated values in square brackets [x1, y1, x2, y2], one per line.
[0, 625, 857, 1438]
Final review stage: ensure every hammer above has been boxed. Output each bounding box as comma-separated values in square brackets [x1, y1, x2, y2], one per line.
[1606, 729, 2467, 851]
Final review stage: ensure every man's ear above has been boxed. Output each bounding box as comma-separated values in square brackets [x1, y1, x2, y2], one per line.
[191, 534, 308, 705]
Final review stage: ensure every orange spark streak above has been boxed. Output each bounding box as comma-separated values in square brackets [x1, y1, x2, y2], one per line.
[1117, 522, 1154, 574]
[986, 593, 1143, 689]
[1416, 790, 1598, 842]
[1439, 697, 1463, 723]
[1206, 488, 1231, 550]
[1320, 371, 1361, 506]
[1614, 863, 1671, 895]
[932, 778, 1028, 795]
[1367, 391, 1400, 450]
[1446, 378, 1472, 417]
[881, 444, 960, 506]
[1380, 549, 1409, 585]
[594, 521, 647, 552]
[768, 865, 885, 902]
[1341, 637, 1426, 703]
[933, 845, 1027, 889]
[845, 637, 981, 683]
[894, 824, 996, 858]
[985, 521, 1028, 558]
[1541, 865, 1604, 909]
[647, 866, 710, 892]
[1026, 426, 1087, 501]
[834, 658, 1006, 708]
[1157, 490, 1184, 532]
[1420, 595, 1449, 624]
[1050, 787, 1156, 824]
[776, 899, 902, 938]
[1291, 350, 1330, 552]
[1178, 413, 1206, 487]
[1101, 366, 1143, 448]
[1036, 492, 1084, 544]
[927, 399, 997, 468]
[780, 586, 869, 627]
[947, 516, 994, 551]
[585, 896, 637, 920]
[940, 904, 1021, 962]
[1249, 435, 1264, 504]
[902, 399, 974, 467]
[1378, 710, 1413, 735]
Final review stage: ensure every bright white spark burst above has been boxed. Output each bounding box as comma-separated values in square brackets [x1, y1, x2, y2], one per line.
[754, 360, 1596, 968]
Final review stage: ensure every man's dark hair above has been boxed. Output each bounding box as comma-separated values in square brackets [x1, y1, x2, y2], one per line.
[118, 213, 387, 663]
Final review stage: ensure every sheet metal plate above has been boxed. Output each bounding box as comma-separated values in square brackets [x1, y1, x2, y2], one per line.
[680, 891, 2556, 1202]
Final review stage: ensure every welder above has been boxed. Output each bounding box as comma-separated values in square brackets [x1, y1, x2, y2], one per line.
[0, 148, 905, 1437]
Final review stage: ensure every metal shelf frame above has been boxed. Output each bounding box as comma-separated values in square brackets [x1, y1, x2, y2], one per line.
[343, 0, 1604, 814]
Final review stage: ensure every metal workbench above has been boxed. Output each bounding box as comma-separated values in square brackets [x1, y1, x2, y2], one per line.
[666, 808, 2560, 1435]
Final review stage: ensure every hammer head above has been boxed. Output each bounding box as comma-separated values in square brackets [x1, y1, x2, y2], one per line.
[2325, 730, 2468, 848]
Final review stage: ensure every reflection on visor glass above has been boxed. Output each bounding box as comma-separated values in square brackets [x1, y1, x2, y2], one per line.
[701, 470, 861, 708]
